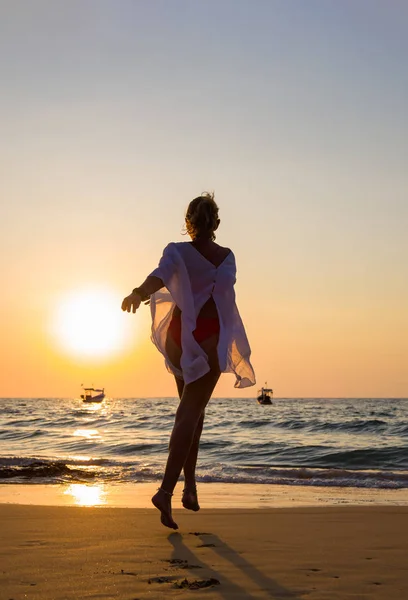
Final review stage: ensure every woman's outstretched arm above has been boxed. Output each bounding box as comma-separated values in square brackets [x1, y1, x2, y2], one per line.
[121, 275, 163, 313]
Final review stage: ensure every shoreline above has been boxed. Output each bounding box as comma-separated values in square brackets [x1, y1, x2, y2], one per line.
[1, 481, 408, 508]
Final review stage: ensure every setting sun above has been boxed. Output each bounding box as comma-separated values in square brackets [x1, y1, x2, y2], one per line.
[50, 287, 133, 360]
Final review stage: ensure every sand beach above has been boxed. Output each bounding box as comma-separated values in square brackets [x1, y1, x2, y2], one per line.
[1, 484, 408, 599]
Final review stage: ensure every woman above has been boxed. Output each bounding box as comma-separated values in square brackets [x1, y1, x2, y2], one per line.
[121, 193, 255, 529]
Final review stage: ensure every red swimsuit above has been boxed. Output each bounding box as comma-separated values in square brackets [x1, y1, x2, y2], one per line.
[168, 314, 220, 347]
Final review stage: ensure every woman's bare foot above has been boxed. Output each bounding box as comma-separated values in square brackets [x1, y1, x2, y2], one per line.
[182, 485, 200, 512]
[151, 489, 178, 529]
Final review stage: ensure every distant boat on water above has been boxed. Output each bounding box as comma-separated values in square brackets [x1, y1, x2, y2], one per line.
[80, 385, 105, 403]
[257, 385, 273, 405]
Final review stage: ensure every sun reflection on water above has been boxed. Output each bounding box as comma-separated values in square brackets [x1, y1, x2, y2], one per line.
[64, 483, 107, 506]
[73, 428, 100, 439]
[80, 397, 113, 412]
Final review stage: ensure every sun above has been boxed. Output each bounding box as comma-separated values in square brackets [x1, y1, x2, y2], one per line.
[51, 286, 134, 360]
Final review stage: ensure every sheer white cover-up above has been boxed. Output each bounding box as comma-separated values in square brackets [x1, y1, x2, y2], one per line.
[149, 242, 255, 388]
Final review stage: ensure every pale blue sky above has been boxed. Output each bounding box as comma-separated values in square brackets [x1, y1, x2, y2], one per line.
[1, 1, 407, 396]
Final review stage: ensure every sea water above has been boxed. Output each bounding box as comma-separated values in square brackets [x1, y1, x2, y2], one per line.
[1, 397, 408, 490]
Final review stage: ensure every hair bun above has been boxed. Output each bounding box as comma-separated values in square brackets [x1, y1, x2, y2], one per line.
[185, 192, 219, 241]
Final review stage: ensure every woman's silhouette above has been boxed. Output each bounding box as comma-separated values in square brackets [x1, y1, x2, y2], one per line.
[122, 193, 255, 528]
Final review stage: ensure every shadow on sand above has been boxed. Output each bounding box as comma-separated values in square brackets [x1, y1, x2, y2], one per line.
[167, 531, 302, 599]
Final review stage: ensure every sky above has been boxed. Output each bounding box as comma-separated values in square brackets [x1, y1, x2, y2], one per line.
[1, 0, 407, 398]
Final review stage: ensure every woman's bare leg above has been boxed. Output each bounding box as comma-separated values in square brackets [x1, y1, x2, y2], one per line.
[153, 334, 219, 528]
[174, 376, 184, 400]
[152, 367, 220, 522]
[181, 410, 204, 511]
[167, 336, 207, 491]
[173, 375, 204, 510]
[167, 368, 219, 487]
[173, 376, 203, 488]
[183, 410, 204, 488]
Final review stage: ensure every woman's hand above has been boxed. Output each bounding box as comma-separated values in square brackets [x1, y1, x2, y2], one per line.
[121, 291, 142, 313]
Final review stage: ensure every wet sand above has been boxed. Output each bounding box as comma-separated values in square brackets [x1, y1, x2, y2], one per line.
[1, 502, 408, 599]
[2, 481, 408, 508]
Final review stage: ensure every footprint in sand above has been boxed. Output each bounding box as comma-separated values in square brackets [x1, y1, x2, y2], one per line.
[148, 575, 220, 589]
[173, 577, 220, 589]
[164, 559, 202, 569]
[148, 576, 177, 584]
[19, 540, 48, 547]
[120, 570, 138, 577]
[197, 543, 216, 548]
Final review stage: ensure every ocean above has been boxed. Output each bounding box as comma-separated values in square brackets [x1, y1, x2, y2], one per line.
[1, 397, 408, 490]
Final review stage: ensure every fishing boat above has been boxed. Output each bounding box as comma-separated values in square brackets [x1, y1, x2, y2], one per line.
[80, 386, 105, 403]
[257, 385, 273, 405]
